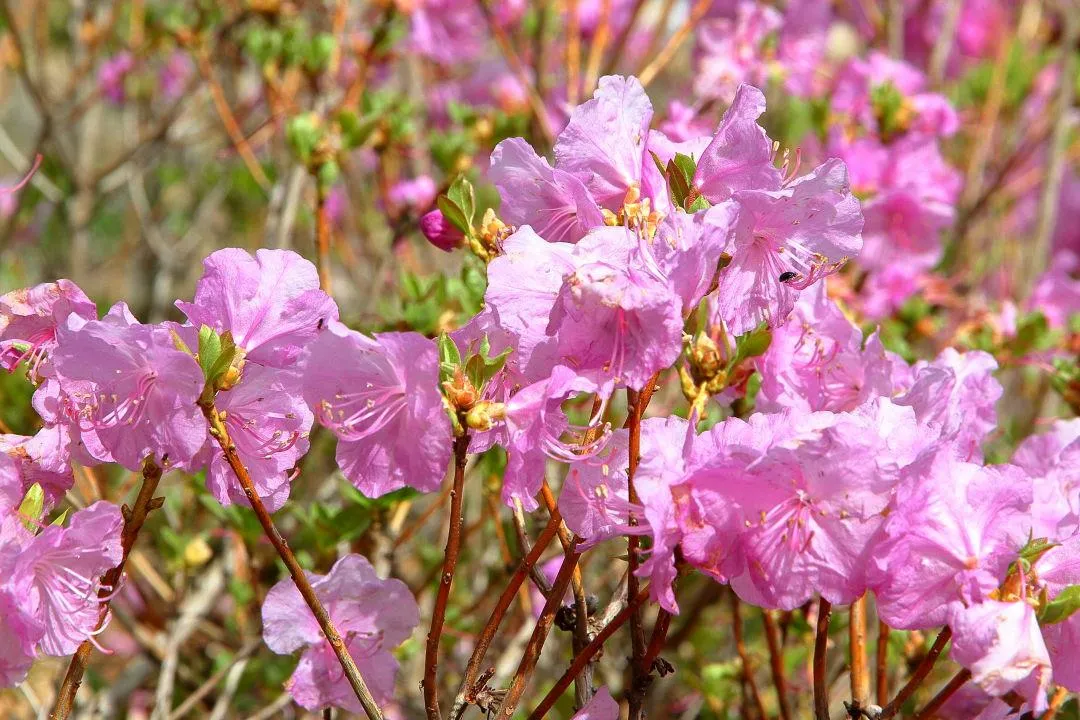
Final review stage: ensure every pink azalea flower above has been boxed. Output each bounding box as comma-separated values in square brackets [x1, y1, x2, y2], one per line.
[0, 279, 97, 373]
[52, 309, 206, 471]
[648, 203, 739, 314]
[10, 501, 123, 656]
[1010, 419, 1080, 540]
[657, 101, 714, 143]
[755, 283, 895, 412]
[692, 84, 783, 204]
[0, 586, 42, 687]
[692, 3, 782, 104]
[894, 348, 1002, 462]
[547, 227, 685, 393]
[387, 175, 437, 212]
[870, 451, 1032, 629]
[1036, 534, 1080, 691]
[572, 687, 619, 719]
[949, 599, 1051, 713]
[408, 0, 485, 66]
[159, 51, 194, 102]
[554, 75, 653, 211]
[261, 554, 419, 712]
[0, 427, 74, 510]
[177, 248, 339, 369]
[725, 401, 919, 610]
[98, 52, 134, 105]
[206, 365, 313, 512]
[489, 138, 605, 243]
[301, 322, 452, 498]
[1027, 250, 1080, 330]
[711, 158, 864, 336]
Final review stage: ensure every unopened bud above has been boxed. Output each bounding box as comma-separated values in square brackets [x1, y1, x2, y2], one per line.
[442, 368, 479, 410]
[465, 401, 506, 431]
[217, 348, 247, 391]
[420, 209, 464, 252]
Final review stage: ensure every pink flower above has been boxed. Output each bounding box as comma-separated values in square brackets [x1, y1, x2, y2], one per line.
[159, 51, 193, 102]
[572, 687, 619, 719]
[649, 204, 739, 314]
[711, 158, 864, 336]
[489, 138, 605, 243]
[0, 586, 42, 687]
[692, 84, 783, 204]
[9, 501, 123, 656]
[692, 4, 782, 104]
[261, 554, 419, 712]
[52, 309, 206, 471]
[657, 101, 713, 143]
[1027, 250, 1080, 330]
[725, 401, 920, 610]
[98, 52, 135, 105]
[894, 348, 1002, 462]
[554, 75, 653, 211]
[387, 175, 437, 212]
[0, 280, 97, 373]
[0, 427, 74, 510]
[206, 365, 313, 512]
[301, 322, 452, 498]
[949, 599, 1051, 713]
[419, 209, 465, 252]
[1010, 419, 1080, 540]
[755, 283, 895, 412]
[1036, 534, 1080, 691]
[870, 451, 1031, 629]
[177, 249, 339, 369]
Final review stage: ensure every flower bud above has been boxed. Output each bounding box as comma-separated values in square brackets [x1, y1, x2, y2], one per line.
[464, 401, 506, 432]
[442, 368, 479, 410]
[420, 209, 465, 252]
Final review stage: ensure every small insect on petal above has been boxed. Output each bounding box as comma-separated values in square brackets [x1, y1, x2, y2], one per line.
[779, 271, 798, 283]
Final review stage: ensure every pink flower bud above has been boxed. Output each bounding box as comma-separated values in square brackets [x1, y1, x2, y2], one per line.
[420, 209, 464, 252]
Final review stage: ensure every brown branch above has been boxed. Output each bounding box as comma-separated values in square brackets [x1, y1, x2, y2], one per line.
[762, 609, 794, 720]
[50, 458, 165, 720]
[315, 180, 334, 295]
[636, 0, 712, 88]
[814, 598, 832, 720]
[879, 626, 952, 719]
[850, 595, 869, 706]
[424, 433, 472, 720]
[564, 0, 582, 106]
[581, 0, 612, 96]
[912, 669, 971, 720]
[876, 619, 891, 704]
[639, 609, 673, 674]
[601, 0, 649, 76]
[731, 594, 768, 719]
[451, 511, 562, 719]
[496, 541, 583, 717]
[199, 401, 384, 720]
[527, 585, 653, 720]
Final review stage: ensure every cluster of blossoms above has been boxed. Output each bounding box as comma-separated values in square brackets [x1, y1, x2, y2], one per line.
[2, 56, 1077, 715]
[0, 252, 419, 710]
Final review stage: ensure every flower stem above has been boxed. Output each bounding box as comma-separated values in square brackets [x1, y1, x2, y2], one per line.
[314, 180, 333, 296]
[912, 668, 971, 720]
[200, 402, 384, 720]
[424, 432, 471, 720]
[814, 597, 833, 720]
[451, 510, 562, 718]
[50, 458, 164, 720]
[850, 595, 869, 706]
[527, 585, 653, 720]
[731, 594, 768, 719]
[876, 619, 891, 704]
[879, 626, 952, 719]
[762, 609, 794, 720]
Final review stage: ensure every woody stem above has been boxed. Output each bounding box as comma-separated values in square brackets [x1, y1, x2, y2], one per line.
[199, 401, 384, 720]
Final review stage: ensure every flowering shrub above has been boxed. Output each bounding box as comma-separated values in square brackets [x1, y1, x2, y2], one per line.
[1, 0, 1078, 719]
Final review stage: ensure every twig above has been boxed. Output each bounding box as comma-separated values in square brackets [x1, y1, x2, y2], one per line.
[927, 0, 962, 86]
[49, 458, 165, 720]
[887, 0, 904, 58]
[565, 0, 582, 106]
[879, 626, 952, 719]
[451, 511, 562, 719]
[395, 483, 453, 549]
[242, 693, 293, 720]
[474, 0, 555, 144]
[424, 433, 472, 720]
[876, 619, 890, 704]
[731, 594, 768, 719]
[637, 0, 712, 88]
[496, 540, 584, 717]
[167, 640, 262, 720]
[640, 609, 673, 675]
[814, 598, 833, 720]
[199, 401, 384, 720]
[912, 669, 971, 720]
[1041, 687, 1070, 720]
[762, 609, 794, 720]
[602, 0, 649, 76]
[582, 0, 612, 96]
[315, 179, 334, 295]
[850, 595, 869, 707]
[207, 656, 251, 720]
[1026, 5, 1079, 293]
[527, 585, 653, 720]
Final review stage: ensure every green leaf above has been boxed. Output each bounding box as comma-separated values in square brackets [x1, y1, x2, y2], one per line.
[438, 333, 461, 384]
[169, 328, 194, 357]
[50, 508, 69, 526]
[731, 324, 772, 367]
[337, 109, 380, 149]
[446, 175, 476, 227]
[1042, 585, 1080, 625]
[437, 195, 471, 235]
[286, 113, 322, 164]
[18, 483, 45, 530]
[198, 325, 223, 376]
[666, 158, 691, 208]
[305, 33, 336, 73]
